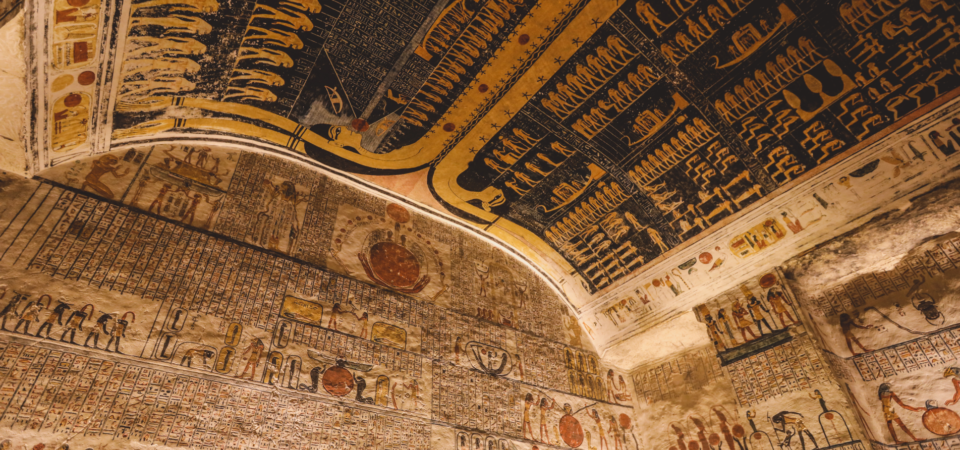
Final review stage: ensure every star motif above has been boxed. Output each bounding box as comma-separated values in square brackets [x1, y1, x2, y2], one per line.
[591, 18, 602, 28]
[521, 92, 531, 99]
[537, 76, 547, 83]
[479, 136, 487, 142]
[491, 123, 500, 129]
[572, 37, 582, 46]
[503, 108, 513, 116]
[554, 56, 565, 65]
[469, 147, 478, 154]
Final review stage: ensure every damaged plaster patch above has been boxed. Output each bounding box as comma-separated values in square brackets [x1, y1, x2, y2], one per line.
[784, 177, 960, 293]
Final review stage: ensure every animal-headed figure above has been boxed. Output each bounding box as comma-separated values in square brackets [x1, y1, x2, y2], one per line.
[878, 383, 922, 443]
[84, 311, 115, 348]
[106, 312, 135, 353]
[771, 411, 818, 450]
[181, 348, 215, 368]
[60, 304, 94, 344]
[37, 299, 71, 338]
[13, 295, 49, 335]
[0, 287, 26, 331]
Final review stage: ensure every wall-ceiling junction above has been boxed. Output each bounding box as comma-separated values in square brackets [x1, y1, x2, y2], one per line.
[0, 146, 638, 449]
[592, 96, 960, 364]
[24, 0, 960, 312]
[616, 176, 960, 450]
[9, 0, 960, 449]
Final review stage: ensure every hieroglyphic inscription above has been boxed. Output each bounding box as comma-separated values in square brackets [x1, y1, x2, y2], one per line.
[724, 335, 831, 407]
[0, 336, 431, 449]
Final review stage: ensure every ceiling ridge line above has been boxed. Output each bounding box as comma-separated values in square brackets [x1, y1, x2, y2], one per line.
[579, 90, 960, 313]
[431, 0, 591, 167]
[99, 136, 583, 315]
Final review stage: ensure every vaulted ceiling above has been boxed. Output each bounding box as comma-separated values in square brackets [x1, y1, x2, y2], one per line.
[26, 0, 960, 356]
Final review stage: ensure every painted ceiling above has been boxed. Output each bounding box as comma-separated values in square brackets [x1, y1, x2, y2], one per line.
[29, 0, 960, 322]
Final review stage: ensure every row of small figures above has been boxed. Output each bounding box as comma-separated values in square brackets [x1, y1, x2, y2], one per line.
[0, 286, 135, 353]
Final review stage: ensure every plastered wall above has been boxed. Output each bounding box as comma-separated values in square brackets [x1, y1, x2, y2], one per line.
[784, 178, 960, 450]
[619, 175, 960, 450]
[631, 270, 867, 450]
[10, 0, 960, 446]
[0, 147, 636, 449]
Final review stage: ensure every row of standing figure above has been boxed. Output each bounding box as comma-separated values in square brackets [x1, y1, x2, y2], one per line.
[0, 286, 134, 353]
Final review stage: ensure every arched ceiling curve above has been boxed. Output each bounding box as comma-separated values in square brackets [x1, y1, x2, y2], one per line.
[24, 0, 960, 356]
[32, 143, 595, 348]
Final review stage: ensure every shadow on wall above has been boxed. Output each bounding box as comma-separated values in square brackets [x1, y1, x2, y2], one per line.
[783, 178, 960, 449]
[0, 0, 21, 29]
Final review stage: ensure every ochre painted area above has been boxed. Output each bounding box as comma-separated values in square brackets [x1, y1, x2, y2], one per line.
[12, 0, 960, 448]
[28, 0, 960, 303]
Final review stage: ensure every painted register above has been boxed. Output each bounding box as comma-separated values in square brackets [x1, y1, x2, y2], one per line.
[631, 270, 866, 450]
[614, 175, 960, 450]
[0, 148, 635, 449]
[23, 0, 960, 307]
[781, 178, 960, 450]
[13, 0, 960, 448]
[586, 85, 960, 361]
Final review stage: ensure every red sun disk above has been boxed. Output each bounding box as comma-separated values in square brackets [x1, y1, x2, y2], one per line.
[321, 366, 355, 396]
[710, 434, 721, 446]
[923, 408, 960, 436]
[699, 252, 713, 264]
[732, 424, 745, 438]
[368, 242, 421, 288]
[560, 414, 584, 448]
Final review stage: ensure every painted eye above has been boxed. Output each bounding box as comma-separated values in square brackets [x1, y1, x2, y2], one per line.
[333, 127, 342, 140]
